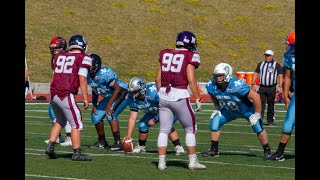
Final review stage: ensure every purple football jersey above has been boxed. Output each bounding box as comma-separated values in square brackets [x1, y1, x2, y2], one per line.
[158, 49, 200, 89]
[50, 51, 92, 99]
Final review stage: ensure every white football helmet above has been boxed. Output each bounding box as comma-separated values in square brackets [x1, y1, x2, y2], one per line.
[213, 63, 233, 84]
[128, 77, 146, 98]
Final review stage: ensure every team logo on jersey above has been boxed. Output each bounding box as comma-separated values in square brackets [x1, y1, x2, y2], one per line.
[100, 68, 107, 74]
[227, 88, 232, 93]
[234, 80, 242, 86]
[149, 85, 157, 92]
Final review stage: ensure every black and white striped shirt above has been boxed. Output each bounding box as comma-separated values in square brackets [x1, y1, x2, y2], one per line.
[254, 60, 282, 87]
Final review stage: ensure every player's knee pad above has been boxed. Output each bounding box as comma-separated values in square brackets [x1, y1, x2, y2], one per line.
[252, 119, 264, 134]
[138, 122, 149, 133]
[64, 122, 72, 133]
[209, 118, 221, 131]
[282, 124, 294, 134]
[185, 133, 196, 146]
[157, 132, 168, 147]
[91, 113, 103, 124]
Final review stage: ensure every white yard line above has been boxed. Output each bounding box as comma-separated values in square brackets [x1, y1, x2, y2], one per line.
[25, 148, 294, 170]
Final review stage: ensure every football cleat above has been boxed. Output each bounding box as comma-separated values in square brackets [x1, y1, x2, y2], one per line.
[175, 145, 185, 155]
[72, 153, 92, 161]
[188, 159, 206, 170]
[44, 136, 65, 144]
[158, 160, 167, 170]
[110, 142, 123, 151]
[60, 136, 72, 147]
[45, 148, 57, 159]
[90, 140, 110, 149]
[202, 150, 219, 157]
[268, 151, 285, 161]
[132, 143, 146, 153]
[263, 148, 272, 160]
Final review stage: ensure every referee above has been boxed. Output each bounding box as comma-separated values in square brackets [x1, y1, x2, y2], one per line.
[251, 50, 283, 125]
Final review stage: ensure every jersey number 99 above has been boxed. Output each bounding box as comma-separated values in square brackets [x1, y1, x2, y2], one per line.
[161, 53, 184, 73]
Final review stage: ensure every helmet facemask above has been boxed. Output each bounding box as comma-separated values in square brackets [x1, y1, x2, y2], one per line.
[49, 36, 67, 56]
[89, 64, 100, 78]
[89, 54, 102, 78]
[213, 63, 233, 85]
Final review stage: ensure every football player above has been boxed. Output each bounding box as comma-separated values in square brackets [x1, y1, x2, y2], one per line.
[87, 53, 128, 151]
[155, 31, 205, 170]
[44, 36, 72, 146]
[46, 34, 92, 161]
[202, 62, 272, 160]
[122, 77, 185, 155]
[267, 30, 295, 161]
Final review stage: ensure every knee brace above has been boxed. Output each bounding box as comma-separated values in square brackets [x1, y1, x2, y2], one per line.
[138, 121, 149, 133]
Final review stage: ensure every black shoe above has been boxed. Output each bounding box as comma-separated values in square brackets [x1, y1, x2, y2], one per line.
[45, 148, 57, 159]
[202, 150, 219, 157]
[267, 117, 275, 125]
[90, 140, 110, 149]
[72, 153, 92, 161]
[263, 148, 272, 160]
[110, 142, 123, 151]
[268, 151, 285, 161]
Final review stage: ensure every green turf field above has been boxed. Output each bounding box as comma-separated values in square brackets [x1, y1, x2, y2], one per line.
[25, 103, 295, 180]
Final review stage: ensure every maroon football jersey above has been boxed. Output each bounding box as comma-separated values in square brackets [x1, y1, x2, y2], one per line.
[50, 51, 92, 99]
[158, 49, 200, 89]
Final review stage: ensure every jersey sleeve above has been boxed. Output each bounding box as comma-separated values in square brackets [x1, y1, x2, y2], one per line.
[101, 67, 117, 86]
[81, 55, 92, 69]
[146, 83, 159, 101]
[190, 52, 200, 69]
[205, 79, 214, 97]
[232, 79, 250, 97]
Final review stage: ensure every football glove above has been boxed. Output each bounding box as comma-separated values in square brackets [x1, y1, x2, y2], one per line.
[195, 98, 202, 112]
[210, 110, 221, 119]
[249, 112, 261, 126]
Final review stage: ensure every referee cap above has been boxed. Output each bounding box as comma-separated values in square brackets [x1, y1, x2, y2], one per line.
[264, 50, 274, 56]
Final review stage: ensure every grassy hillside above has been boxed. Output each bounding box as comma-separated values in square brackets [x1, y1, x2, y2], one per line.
[26, 0, 295, 83]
